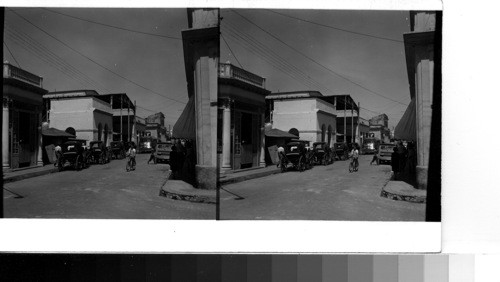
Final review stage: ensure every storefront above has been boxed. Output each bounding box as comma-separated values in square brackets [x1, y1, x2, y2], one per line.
[218, 63, 270, 171]
[3, 63, 48, 170]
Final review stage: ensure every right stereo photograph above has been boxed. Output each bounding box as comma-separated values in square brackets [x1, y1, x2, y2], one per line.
[217, 9, 441, 221]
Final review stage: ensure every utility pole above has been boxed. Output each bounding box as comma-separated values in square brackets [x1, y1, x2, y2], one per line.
[120, 95, 123, 142]
[357, 102, 360, 145]
[127, 99, 130, 142]
[351, 99, 354, 144]
[343, 96, 346, 143]
[134, 100, 137, 145]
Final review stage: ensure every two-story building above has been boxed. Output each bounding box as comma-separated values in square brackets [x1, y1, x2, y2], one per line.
[43, 90, 113, 146]
[218, 63, 271, 171]
[3, 62, 48, 170]
[266, 90, 337, 146]
[369, 114, 391, 143]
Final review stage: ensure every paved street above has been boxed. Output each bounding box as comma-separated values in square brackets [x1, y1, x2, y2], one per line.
[220, 155, 425, 221]
[3, 154, 214, 219]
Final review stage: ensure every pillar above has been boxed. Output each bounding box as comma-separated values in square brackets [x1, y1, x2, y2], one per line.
[221, 99, 231, 170]
[37, 110, 43, 166]
[259, 112, 266, 167]
[415, 45, 434, 190]
[182, 8, 219, 190]
[343, 96, 346, 143]
[3, 97, 11, 170]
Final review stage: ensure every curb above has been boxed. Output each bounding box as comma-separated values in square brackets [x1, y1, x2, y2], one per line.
[158, 171, 216, 204]
[380, 172, 426, 204]
[3, 167, 59, 184]
[219, 168, 281, 185]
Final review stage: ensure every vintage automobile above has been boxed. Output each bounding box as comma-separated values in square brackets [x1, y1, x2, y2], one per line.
[362, 138, 380, 155]
[153, 142, 173, 164]
[89, 141, 111, 164]
[333, 143, 349, 161]
[377, 143, 396, 164]
[110, 141, 126, 159]
[312, 142, 333, 165]
[279, 141, 307, 172]
[58, 140, 87, 171]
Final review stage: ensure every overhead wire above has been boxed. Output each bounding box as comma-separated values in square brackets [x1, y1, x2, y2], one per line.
[222, 19, 384, 117]
[7, 8, 187, 106]
[42, 8, 183, 41]
[5, 24, 112, 93]
[265, 9, 404, 44]
[4, 42, 22, 68]
[221, 33, 243, 68]
[230, 9, 409, 107]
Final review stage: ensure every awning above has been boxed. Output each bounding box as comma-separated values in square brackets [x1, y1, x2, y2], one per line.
[265, 128, 298, 138]
[394, 98, 416, 141]
[172, 95, 196, 140]
[42, 127, 75, 137]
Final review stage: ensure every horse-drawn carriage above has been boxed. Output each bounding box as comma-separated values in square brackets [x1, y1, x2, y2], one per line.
[279, 141, 308, 172]
[312, 142, 334, 165]
[56, 140, 90, 171]
[89, 141, 111, 164]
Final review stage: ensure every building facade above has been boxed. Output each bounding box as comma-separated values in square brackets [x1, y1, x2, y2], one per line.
[267, 91, 337, 146]
[99, 93, 136, 144]
[44, 90, 113, 146]
[218, 63, 270, 171]
[145, 112, 168, 142]
[3, 63, 48, 170]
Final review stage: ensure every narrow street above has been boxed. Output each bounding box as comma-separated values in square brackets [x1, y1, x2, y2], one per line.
[3, 154, 214, 219]
[220, 155, 425, 221]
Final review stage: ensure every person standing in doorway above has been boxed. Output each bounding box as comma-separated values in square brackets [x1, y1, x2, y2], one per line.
[391, 147, 400, 180]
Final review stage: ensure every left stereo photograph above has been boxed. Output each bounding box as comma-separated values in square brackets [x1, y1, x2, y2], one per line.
[2, 8, 219, 219]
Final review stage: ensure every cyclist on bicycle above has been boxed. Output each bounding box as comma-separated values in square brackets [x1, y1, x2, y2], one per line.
[126, 142, 137, 170]
[349, 143, 360, 172]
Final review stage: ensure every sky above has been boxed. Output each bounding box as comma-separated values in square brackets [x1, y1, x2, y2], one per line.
[3, 8, 189, 127]
[220, 9, 413, 129]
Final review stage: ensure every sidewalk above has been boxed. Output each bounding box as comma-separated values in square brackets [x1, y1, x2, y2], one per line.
[381, 176, 426, 203]
[159, 165, 281, 204]
[219, 165, 281, 185]
[3, 165, 59, 184]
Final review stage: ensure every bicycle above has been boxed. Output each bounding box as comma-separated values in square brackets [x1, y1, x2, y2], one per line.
[126, 156, 136, 172]
[348, 156, 359, 173]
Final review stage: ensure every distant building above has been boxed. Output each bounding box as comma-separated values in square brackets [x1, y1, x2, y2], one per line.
[98, 93, 136, 144]
[44, 90, 113, 146]
[145, 112, 167, 142]
[218, 63, 270, 171]
[3, 62, 48, 170]
[369, 114, 391, 143]
[266, 90, 337, 146]
[331, 95, 360, 144]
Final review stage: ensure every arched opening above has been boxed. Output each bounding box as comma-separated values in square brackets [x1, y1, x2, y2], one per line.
[327, 125, 332, 146]
[97, 123, 102, 141]
[65, 127, 76, 137]
[288, 128, 299, 138]
[321, 124, 326, 142]
[104, 124, 109, 145]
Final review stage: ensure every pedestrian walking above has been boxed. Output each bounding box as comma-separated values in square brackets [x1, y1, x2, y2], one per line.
[391, 147, 400, 180]
[370, 153, 379, 165]
[147, 146, 156, 164]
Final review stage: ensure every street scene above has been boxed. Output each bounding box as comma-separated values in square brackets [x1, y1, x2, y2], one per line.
[220, 155, 424, 220]
[3, 154, 213, 219]
[2, 8, 219, 218]
[217, 9, 440, 220]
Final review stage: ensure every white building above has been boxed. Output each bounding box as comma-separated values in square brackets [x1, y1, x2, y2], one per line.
[44, 90, 113, 146]
[267, 91, 337, 146]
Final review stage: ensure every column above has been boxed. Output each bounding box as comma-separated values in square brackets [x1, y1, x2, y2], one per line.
[221, 99, 231, 170]
[127, 102, 130, 142]
[259, 112, 266, 167]
[120, 95, 123, 142]
[3, 98, 11, 170]
[182, 8, 219, 190]
[37, 110, 43, 166]
[343, 96, 346, 143]
[415, 45, 434, 190]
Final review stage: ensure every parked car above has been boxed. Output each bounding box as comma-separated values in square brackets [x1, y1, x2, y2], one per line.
[362, 138, 380, 155]
[58, 140, 87, 171]
[154, 142, 173, 164]
[312, 142, 333, 165]
[377, 143, 396, 164]
[89, 141, 110, 164]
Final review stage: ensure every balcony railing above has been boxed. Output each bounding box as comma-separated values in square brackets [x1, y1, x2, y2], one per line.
[219, 63, 266, 89]
[3, 63, 43, 88]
